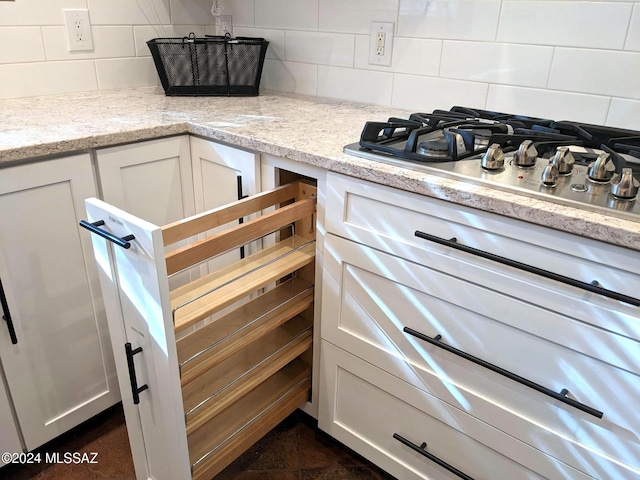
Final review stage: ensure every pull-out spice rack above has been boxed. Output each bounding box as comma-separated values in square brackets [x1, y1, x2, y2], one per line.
[81, 181, 317, 480]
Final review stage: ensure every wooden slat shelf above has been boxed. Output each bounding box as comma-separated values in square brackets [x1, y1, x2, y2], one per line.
[177, 277, 314, 386]
[183, 317, 312, 435]
[188, 359, 311, 480]
[171, 235, 315, 333]
[165, 198, 316, 275]
[162, 182, 301, 246]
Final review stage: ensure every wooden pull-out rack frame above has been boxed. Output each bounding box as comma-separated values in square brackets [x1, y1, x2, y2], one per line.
[83, 181, 317, 480]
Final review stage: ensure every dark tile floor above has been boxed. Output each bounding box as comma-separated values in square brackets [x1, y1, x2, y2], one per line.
[2, 404, 396, 480]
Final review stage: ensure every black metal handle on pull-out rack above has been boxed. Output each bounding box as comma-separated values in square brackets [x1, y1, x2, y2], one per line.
[125, 343, 148, 405]
[414, 230, 640, 307]
[403, 326, 604, 418]
[393, 433, 475, 480]
[0, 278, 18, 344]
[79, 220, 135, 249]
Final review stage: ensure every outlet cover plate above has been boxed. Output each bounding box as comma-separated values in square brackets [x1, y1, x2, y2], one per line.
[63, 9, 93, 52]
[369, 22, 393, 66]
[217, 15, 233, 37]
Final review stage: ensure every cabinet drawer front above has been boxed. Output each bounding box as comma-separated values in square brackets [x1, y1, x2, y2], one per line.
[326, 172, 640, 311]
[321, 234, 640, 478]
[319, 342, 593, 480]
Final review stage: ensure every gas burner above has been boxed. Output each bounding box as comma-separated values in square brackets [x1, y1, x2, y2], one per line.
[417, 140, 449, 158]
[345, 106, 640, 221]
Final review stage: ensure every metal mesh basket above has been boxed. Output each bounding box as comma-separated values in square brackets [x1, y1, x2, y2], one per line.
[147, 34, 269, 96]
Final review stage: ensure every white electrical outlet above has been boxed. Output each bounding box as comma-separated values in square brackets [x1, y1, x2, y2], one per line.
[63, 9, 93, 52]
[369, 22, 393, 66]
[217, 15, 233, 37]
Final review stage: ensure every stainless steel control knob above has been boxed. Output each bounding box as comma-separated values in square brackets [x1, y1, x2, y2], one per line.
[611, 168, 640, 200]
[513, 140, 538, 168]
[587, 152, 616, 183]
[551, 146, 575, 175]
[481, 143, 505, 171]
[541, 161, 559, 187]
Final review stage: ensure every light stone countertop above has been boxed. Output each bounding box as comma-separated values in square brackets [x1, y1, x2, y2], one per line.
[1, 86, 639, 251]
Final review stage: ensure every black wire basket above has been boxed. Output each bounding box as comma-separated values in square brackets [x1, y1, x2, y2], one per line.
[147, 34, 269, 96]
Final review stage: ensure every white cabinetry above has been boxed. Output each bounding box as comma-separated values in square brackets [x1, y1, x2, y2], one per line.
[319, 172, 640, 480]
[189, 136, 261, 270]
[94, 135, 262, 479]
[0, 377, 21, 467]
[96, 136, 261, 278]
[0, 155, 119, 451]
[96, 136, 196, 226]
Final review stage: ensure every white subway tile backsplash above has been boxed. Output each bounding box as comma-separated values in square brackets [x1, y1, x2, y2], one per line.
[43, 26, 135, 61]
[318, 66, 393, 105]
[95, 57, 159, 90]
[392, 74, 488, 111]
[486, 85, 610, 124]
[549, 48, 640, 100]
[392, 37, 441, 75]
[398, 0, 501, 41]
[218, 0, 255, 27]
[134, 25, 205, 56]
[440, 41, 553, 88]
[0, 60, 97, 99]
[170, 0, 215, 25]
[88, 0, 170, 25]
[234, 27, 285, 60]
[262, 59, 317, 95]
[0, 0, 639, 130]
[626, 4, 640, 51]
[0, 27, 45, 64]
[354, 35, 441, 75]
[353, 35, 385, 72]
[285, 31, 354, 67]
[319, 0, 398, 34]
[498, 1, 632, 50]
[255, 0, 319, 31]
[0, 0, 86, 26]
[607, 98, 640, 130]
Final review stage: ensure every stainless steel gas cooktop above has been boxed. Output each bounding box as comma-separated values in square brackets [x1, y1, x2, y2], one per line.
[344, 107, 640, 222]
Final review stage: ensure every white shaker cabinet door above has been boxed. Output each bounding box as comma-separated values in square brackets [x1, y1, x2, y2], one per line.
[0, 378, 22, 466]
[96, 135, 197, 293]
[190, 136, 261, 271]
[96, 135, 196, 227]
[0, 154, 119, 451]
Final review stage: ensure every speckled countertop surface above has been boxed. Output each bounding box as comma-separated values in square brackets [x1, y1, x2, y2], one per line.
[1, 86, 639, 251]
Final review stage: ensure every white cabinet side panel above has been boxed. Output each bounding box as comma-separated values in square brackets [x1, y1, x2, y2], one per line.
[85, 198, 190, 480]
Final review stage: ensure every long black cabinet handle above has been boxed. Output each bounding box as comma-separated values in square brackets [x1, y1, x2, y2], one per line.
[125, 342, 148, 405]
[403, 326, 604, 419]
[80, 220, 135, 249]
[414, 230, 640, 307]
[0, 278, 18, 344]
[237, 175, 249, 259]
[393, 433, 475, 480]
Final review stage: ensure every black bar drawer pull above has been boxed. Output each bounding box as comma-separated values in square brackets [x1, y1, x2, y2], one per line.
[237, 175, 249, 259]
[403, 326, 604, 419]
[0, 278, 18, 344]
[125, 342, 148, 405]
[80, 220, 135, 249]
[393, 433, 475, 480]
[414, 230, 640, 307]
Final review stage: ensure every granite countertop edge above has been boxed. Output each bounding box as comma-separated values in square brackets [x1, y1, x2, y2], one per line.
[1, 87, 638, 251]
